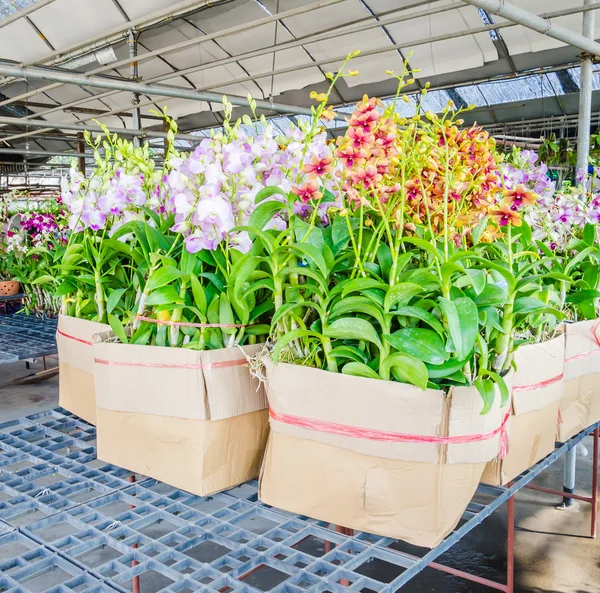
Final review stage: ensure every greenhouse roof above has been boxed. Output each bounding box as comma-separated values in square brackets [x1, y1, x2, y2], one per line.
[0, 0, 598, 161]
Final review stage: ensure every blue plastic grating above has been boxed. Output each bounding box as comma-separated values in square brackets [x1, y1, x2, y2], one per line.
[0, 530, 117, 593]
[0, 408, 596, 593]
[0, 314, 58, 362]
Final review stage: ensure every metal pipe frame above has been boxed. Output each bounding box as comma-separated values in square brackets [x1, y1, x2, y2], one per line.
[1, 0, 597, 145]
[0, 61, 318, 119]
[0, 148, 89, 159]
[462, 0, 600, 56]
[525, 427, 599, 539]
[385, 423, 600, 590]
[0, 0, 347, 110]
[0, 115, 200, 142]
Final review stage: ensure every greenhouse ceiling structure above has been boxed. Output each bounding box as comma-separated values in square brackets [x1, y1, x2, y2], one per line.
[0, 0, 599, 171]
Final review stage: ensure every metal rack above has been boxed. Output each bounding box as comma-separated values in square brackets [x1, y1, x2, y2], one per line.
[0, 314, 57, 364]
[0, 408, 597, 593]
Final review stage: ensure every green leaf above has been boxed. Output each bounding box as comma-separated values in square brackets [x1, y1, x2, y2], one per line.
[584, 223, 596, 246]
[401, 236, 441, 260]
[106, 288, 126, 314]
[330, 296, 385, 327]
[146, 285, 184, 306]
[394, 306, 445, 336]
[473, 284, 507, 307]
[108, 314, 128, 345]
[465, 269, 486, 295]
[254, 186, 289, 204]
[513, 297, 550, 314]
[383, 282, 424, 312]
[380, 352, 428, 390]
[289, 243, 330, 277]
[384, 328, 448, 365]
[248, 200, 285, 230]
[439, 297, 478, 360]
[145, 266, 185, 292]
[330, 345, 369, 364]
[475, 378, 496, 415]
[485, 371, 509, 408]
[190, 275, 207, 315]
[56, 280, 77, 297]
[31, 275, 54, 285]
[471, 215, 489, 245]
[566, 289, 600, 305]
[376, 244, 393, 281]
[426, 356, 468, 379]
[219, 293, 236, 335]
[341, 278, 388, 299]
[198, 272, 225, 291]
[294, 220, 325, 251]
[342, 362, 381, 380]
[325, 317, 382, 349]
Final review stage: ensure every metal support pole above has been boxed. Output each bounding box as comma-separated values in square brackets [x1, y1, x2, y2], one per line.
[592, 427, 599, 538]
[128, 474, 140, 593]
[506, 491, 515, 593]
[128, 29, 141, 149]
[562, 447, 578, 507]
[76, 133, 86, 174]
[577, 0, 596, 175]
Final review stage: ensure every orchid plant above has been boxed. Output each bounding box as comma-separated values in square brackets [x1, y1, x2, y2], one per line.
[260, 59, 566, 412]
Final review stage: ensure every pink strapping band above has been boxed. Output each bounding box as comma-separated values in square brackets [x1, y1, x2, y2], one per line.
[94, 358, 247, 370]
[565, 320, 600, 363]
[270, 408, 511, 458]
[513, 372, 563, 393]
[57, 328, 92, 346]
[136, 315, 248, 329]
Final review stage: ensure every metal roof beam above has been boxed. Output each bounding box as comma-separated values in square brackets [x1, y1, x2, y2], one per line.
[0, 147, 89, 158]
[0, 115, 201, 143]
[462, 0, 600, 55]
[0, 61, 319, 119]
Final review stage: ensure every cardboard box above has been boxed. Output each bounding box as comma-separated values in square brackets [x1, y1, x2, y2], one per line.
[482, 335, 564, 486]
[56, 315, 110, 425]
[558, 320, 600, 442]
[93, 333, 269, 496]
[259, 360, 511, 548]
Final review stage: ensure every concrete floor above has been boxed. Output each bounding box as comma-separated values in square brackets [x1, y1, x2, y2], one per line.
[0, 359, 599, 593]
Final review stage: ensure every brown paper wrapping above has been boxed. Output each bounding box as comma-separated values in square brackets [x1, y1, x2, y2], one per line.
[483, 334, 565, 486]
[56, 315, 110, 425]
[559, 320, 600, 442]
[93, 334, 269, 496]
[259, 360, 511, 548]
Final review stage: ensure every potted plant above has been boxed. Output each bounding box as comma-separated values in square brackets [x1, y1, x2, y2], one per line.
[0, 231, 23, 297]
[257, 62, 563, 546]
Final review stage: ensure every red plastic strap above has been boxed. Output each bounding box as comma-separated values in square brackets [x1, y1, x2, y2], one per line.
[565, 320, 600, 363]
[57, 328, 92, 346]
[513, 372, 563, 393]
[270, 408, 511, 457]
[136, 315, 247, 329]
[94, 357, 247, 370]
